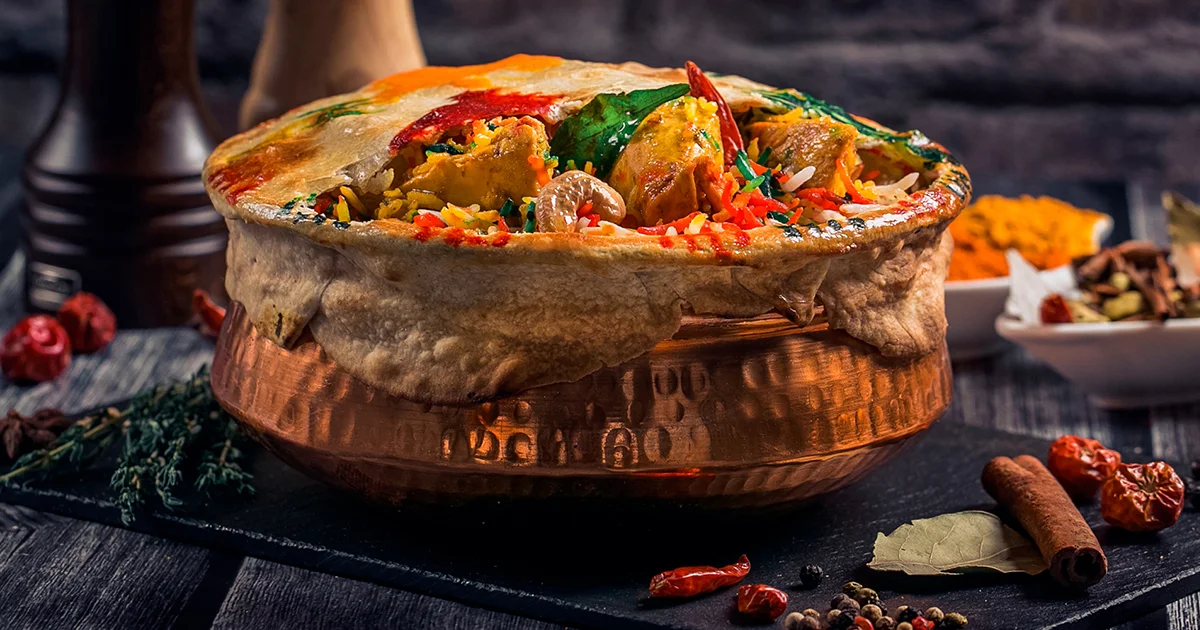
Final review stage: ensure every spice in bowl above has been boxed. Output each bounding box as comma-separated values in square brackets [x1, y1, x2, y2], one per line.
[948, 195, 1109, 281]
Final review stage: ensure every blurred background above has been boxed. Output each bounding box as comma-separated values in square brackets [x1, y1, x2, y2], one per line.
[1, 0, 1198, 268]
[2, 0, 1198, 179]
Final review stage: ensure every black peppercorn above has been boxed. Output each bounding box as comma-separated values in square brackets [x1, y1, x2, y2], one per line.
[799, 564, 823, 589]
[1190, 459, 1199, 480]
[924, 607, 944, 624]
[876, 616, 896, 630]
[896, 606, 921, 623]
[896, 623, 914, 630]
[831, 593, 860, 612]
[785, 612, 822, 630]
[842, 581, 864, 595]
[828, 609, 858, 630]
[801, 609, 822, 619]
[861, 604, 884, 623]
[942, 612, 969, 628]
[828, 609, 845, 626]
[854, 587, 880, 606]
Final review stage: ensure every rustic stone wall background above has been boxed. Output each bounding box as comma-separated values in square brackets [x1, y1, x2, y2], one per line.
[1, 0, 1198, 181]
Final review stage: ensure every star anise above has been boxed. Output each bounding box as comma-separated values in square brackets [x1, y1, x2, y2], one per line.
[1, 408, 71, 461]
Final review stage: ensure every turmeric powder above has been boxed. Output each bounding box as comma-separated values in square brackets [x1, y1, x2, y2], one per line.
[948, 195, 1109, 281]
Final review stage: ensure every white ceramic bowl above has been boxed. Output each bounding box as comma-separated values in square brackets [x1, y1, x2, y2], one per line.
[945, 267, 1071, 361]
[945, 276, 1012, 361]
[995, 316, 1200, 408]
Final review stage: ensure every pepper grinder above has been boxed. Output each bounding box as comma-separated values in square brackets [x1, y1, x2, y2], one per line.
[21, 0, 227, 326]
[239, 0, 425, 130]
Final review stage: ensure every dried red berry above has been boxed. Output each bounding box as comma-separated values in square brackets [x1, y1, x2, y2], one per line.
[1, 315, 72, 383]
[1048, 435, 1122, 499]
[56, 292, 117, 353]
[911, 617, 935, 630]
[736, 584, 788, 621]
[1040, 293, 1073, 324]
[1101, 462, 1186, 532]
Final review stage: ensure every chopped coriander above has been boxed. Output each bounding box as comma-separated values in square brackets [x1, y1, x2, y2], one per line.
[766, 211, 790, 224]
[848, 217, 867, 229]
[333, 221, 350, 230]
[827, 219, 842, 231]
[781, 225, 803, 239]
[734, 151, 757, 180]
[741, 174, 766, 193]
[499, 198, 516, 217]
[523, 201, 537, 233]
[425, 143, 464, 155]
[756, 146, 773, 166]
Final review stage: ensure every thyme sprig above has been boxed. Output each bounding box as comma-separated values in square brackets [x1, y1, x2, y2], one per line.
[1, 367, 254, 524]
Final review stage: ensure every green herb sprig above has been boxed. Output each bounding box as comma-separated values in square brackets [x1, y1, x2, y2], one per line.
[1, 367, 254, 525]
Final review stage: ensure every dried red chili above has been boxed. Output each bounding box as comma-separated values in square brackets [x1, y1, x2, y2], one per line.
[192, 289, 227, 338]
[736, 583, 788, 621]
[1040, 293, 1073, 324]
[56, 292, 117, 354]
[1047, 435, 1122, 499]
[685, 61, 743, 167]
[1101, 462, 1185, 532]
[1, 315, 71, 383]
[648, 554, 750, 599]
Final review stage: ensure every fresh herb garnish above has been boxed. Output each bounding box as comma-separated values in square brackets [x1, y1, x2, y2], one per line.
[2, 368, 254, 525]
[425, 143, 464, 155]
[766, 211, 790, 224]
[741, 174, 766, 193]
[499, 198, 516, 218]
[781, 225, 804, 240]
[523, 201, 537, 233]
[848, 217, 867, 229]
[549, 84, 690, 179]
[756, 146, 773, 166]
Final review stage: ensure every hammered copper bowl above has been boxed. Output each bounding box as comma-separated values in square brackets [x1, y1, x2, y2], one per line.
[211, 302, 952, 508]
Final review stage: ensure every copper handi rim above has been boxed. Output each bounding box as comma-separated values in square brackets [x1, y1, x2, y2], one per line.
[212, 302, 952, 508]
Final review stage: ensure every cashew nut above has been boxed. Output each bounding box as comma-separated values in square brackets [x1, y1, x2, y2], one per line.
[534, 171, 627, 233]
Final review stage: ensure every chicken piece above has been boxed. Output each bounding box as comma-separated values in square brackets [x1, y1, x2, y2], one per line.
[748, 114, 859, 191]
[401, 117, 550, 211]
[608, 97, 724, 227]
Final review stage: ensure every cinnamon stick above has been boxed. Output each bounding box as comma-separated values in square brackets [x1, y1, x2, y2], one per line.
[981, 455, 1107, 588]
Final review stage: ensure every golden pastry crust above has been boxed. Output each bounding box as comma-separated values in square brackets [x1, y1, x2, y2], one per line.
[204, 55, 971, 404]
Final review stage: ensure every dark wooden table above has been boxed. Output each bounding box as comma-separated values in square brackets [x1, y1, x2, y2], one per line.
[0, 181, 1197, 629]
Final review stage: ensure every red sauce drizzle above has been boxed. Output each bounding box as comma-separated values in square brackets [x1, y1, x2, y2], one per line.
[682, 235, 700, 253]
[388, 89, 560, 154]
[491, 232, 511, 248]
[413, 226, 434, 242]
[708, 233, 733, 262]
[733, 231, 751, 248]
[658, 236, 674, 249]
[442, 227, 466, 246]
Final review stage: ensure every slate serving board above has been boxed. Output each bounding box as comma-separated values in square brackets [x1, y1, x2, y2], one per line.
[1, 414, 1197, 630]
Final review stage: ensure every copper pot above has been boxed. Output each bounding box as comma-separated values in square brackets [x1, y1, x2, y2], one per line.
[212, 302, 951, 508]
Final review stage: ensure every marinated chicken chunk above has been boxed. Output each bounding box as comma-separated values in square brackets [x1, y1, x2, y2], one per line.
[401, 117, 550, 211]
[748, 114, 859, 191]
[608, 97, 724, 226]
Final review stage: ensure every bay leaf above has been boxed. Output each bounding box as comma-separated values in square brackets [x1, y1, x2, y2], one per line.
[868, 510, 1047, 576]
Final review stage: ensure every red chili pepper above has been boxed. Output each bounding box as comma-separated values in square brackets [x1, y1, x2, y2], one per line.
[637, 211, 705, 236]
[413, 213, 447, 229]
[685, 61, 743, 167]
[648, 555, 750, 598]
[731, 208, 762, 230]
[576, 201, 594, 218]
[745, 191, 790, 215]
[735, 584, 788, 621]
[796, 188, 845, 211]
[854, 617, 876, 630]
[1, 315, 72, 383]
[585, 214, 601, 227]
[1039, 294, 1073, 324]
[56, 292, 117, 354]
[192, 289, 227, 338]
[838, 166, 871, 204]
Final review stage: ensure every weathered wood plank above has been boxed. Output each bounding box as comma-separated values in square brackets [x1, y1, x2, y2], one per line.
[0, 503, 212, 630]
[212, 558, 567, 630]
